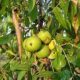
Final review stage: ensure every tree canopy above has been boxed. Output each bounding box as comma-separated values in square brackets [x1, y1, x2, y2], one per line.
[0, 0, 80, 80]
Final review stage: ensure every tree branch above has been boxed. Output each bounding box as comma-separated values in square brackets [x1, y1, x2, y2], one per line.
[71, 0, 78, 5]
[12, 8, 22, 59]
[37, 0, 43, 31]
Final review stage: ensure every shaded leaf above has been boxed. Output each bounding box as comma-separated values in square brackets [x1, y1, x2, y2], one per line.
[52, 70, 71, 80]
[1, 0, 9, 7]
[8, 76, 13, 80]
[59, 0, 69, 17]
[51, 54, 66, 71]
[77, 2, 80, 27]
[28, 6, 38, 22]
[0, 34, 14, 45]
[52, 0, 56, 7]
[10, 60, 29, 71]
[0, 54, 9, 66]
[32, 71, 53, 80]
[53, 7, 67, 28]
[38, 71, 53, 78]
[70, 3, 77, 23]
[74, 75, 80, 80]
[59, 70, 71, 80]
[28, 0, 36, 12]
[75, 57, 80, 67]
[17, 71, 26, 80]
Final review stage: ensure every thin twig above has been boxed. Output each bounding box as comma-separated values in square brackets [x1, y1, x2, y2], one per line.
[61, 42, 80, 49]
[62, 48, 74, 77]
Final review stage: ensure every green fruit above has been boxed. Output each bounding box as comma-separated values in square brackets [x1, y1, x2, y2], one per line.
[23, 36, 42, 52]
[37, 30, 51, 44]
[48, 40, 56, 50]
[36, 45, 50, 58]
[52, 54, 66, 71]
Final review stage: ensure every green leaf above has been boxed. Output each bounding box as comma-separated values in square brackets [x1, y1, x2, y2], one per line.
[70, 3, 77, 23]
[75, 57, 80, 67]
[1, 0, 9, 8]
[53, 7, 67, 28]
[77, 5, 80, 26]
[32, 71, 53, 80]
[8, 76, 13, 80]
[66, 19, 71, 30]
[28, 6, 38, 22]
[38, 71, 53, 78]
[0, 34, 14, 45]
[10, 60, 29, 71]
[0, 75, 3, 80]
[59, 70, 71, 80]
[55, 33, 64, 44]
[59, 0, 69, 17]
[52, 70, 71, 80]
[28, 0, 36, 12]
[28, 57, 35, 67]
[51, 72, 60, 80]
[51, 54, 66, 71]
[17, 71, 26, 80]
[27, 71, 32, 80]
[78, 43, 80, 48]
[52, 0, 56, 7]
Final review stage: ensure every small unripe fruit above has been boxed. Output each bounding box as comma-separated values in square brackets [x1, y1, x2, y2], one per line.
[48, 51, 57, 59]
[36, 45, 50, 58]
[48, 40, 56, 50]
[37, 30, 51, 44]
[23, 36, 42, 52]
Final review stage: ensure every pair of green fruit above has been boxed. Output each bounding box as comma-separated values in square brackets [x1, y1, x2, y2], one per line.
[23, 30, 51, 58]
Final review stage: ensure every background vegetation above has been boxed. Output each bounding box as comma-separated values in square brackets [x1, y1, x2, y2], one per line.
[0, 0, 80, 80]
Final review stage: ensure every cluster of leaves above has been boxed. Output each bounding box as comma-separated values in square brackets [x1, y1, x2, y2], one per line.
[0, 0, 80, 80]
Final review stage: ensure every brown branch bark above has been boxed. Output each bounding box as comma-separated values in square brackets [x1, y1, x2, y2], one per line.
[12, 9, 22, 59]
[37, 0, 43, 31]
[13, 72, 17, 80]
[71, 0, 78, 5]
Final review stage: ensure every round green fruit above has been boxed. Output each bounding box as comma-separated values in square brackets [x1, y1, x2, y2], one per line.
[37, 30, 51, 44]
[36, 45, 50, 58]
[23, 36, 42, 52]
